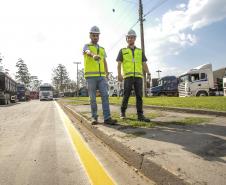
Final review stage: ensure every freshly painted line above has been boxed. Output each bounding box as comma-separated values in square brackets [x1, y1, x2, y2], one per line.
[55, 102, 116, 185]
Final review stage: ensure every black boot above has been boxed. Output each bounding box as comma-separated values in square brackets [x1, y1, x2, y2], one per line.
[104, 117, 117, 125]
[138, 114, 150, 122]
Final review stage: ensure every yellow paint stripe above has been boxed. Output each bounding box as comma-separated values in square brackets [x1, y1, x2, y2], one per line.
[55, 102, 116, 185]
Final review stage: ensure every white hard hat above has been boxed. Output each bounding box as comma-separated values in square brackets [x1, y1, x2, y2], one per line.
[127, 29, 137, 37]
[90, 26, 100, 34]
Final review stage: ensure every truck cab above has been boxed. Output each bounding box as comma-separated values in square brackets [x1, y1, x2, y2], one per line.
[39, 83, 53, 101]
[178, 64, 214, 97]
[150, 76, 178, 96]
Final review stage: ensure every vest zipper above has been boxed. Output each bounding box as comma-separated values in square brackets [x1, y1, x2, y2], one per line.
[132, 49, 135, 77]
[97, 45, 101, 77]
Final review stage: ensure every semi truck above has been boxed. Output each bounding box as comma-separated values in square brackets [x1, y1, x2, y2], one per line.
[17, 84, 30, 101]
[150, 76, 178, 96]
[178, 64, 226, 97]
[224, 76, 226, 96]
[0, 72, 17, 105]
[39, 83, 53, 101]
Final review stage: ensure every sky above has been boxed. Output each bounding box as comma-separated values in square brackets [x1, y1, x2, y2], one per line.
[0, 0, 226, 83]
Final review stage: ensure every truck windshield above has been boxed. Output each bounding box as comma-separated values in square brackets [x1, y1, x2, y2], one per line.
[40, 87, 52, 91]
[179, 75, 190, 83]
[17, 86, 25, 91]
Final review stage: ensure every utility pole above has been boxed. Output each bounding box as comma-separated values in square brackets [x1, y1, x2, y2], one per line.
[73, 62, 81, 97]
[156, 70, 162, 79]
[139, 0, 147, 97]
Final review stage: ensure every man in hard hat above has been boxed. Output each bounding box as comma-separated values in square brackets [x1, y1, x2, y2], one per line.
[83, 26, 117, 125]
[116, 29, 151, 122]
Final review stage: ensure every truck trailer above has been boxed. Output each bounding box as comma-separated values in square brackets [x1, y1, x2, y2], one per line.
[0, 72, 17, 105]
[150, 76, 178, 96]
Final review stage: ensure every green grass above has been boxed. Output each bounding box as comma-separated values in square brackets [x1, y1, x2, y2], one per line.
[64, 96, 226, 112]
[171, 117, 211, 125]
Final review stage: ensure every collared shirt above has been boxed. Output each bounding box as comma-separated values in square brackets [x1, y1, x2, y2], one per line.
[116, 46, 147, 63]
[83, 43, 107, 58]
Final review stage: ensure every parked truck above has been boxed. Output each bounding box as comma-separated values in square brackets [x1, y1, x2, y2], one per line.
[39, 83, 53, 101]
[0, 72, 17, 105]
[17, 84, 30, 101]
[178, 63, 226, 97]
[223, 76, 226, 96]
[150, 76, 178, 96]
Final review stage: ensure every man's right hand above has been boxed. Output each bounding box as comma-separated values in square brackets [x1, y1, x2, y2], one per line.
[118, 74, 123, 82]
[93, 55, 101, 61]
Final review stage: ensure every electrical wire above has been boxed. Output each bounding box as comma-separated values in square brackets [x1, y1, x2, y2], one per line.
[143, 0, 168, 18]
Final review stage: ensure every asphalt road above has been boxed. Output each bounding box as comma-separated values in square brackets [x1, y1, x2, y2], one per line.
[0, 100, 154, 185]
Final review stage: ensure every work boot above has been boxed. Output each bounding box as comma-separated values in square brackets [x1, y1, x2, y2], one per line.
[104, 117, 117, 125]
[120, 112, 126, 119]
[91, 117, 98, 125]
[138, 115, 150, 122]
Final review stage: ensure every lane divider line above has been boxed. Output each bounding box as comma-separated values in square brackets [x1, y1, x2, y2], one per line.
[55, 102, 116, 185]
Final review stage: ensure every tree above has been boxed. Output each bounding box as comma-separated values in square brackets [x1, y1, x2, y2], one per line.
[30, 76, 42, 91]
[15, 58, 31, 87]
[52, 64, 70, 92]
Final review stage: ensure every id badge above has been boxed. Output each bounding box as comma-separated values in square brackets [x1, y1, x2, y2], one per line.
[132, 58, 135, 63]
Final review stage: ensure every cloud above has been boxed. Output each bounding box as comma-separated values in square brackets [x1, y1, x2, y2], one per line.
[145, 0, 226, 77]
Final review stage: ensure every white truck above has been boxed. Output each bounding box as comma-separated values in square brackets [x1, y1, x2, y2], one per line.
[223, 76, 226, 96]
[39, 83, 53, 101]
[178, 64, 226, 97]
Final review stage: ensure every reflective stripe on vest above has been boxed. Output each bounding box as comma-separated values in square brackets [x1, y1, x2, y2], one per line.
[122, 48, 143, 78]
[84, 44, 106, 78]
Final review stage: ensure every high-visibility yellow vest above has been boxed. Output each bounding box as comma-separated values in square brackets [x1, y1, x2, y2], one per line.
[84, 44, 106, 78]
[121, 48, 143, 78]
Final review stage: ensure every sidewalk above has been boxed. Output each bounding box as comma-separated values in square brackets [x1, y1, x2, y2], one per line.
[59, 100, 226, 185]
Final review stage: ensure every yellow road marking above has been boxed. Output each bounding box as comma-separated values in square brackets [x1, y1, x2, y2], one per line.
[55, 102, 116, 185]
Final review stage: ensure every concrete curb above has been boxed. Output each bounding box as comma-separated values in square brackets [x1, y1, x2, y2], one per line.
[143, 105, 226, 117]
[64, 99, 226, 117]
[58, 101, 191, 185]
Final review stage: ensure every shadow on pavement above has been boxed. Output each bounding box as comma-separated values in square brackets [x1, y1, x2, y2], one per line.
[109, 121, 226, 163]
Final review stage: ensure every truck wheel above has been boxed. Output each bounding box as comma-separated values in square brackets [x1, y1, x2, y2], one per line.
[196, 91, 208, 96]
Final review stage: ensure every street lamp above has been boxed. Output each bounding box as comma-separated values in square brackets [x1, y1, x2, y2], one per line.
[73, 62, 81, 97]
[156, 70, 162, 79]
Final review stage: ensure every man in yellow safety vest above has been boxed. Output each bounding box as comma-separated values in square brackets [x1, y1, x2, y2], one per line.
[117, 29, 151, 122]
[83, 26, 117, 125]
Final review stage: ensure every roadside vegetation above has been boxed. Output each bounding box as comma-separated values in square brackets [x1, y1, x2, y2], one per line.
[65, 96, 226, 112]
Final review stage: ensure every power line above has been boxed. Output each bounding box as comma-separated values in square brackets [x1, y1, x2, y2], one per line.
[143, 0, 168, 18]
[121, 0, 137, 4]
[107, 0, 168, 52]
[107, 19, 139, 52]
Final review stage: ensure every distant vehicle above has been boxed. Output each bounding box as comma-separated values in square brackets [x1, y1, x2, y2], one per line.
[178, 64, 226, 97]
[59, 92, 64, 97]
[17, 84, 30, 101]
[108, 82, 123, 97]
[30, 91, 39, 99]
[39, 83, 53, 101]
[150, 76, 178, 96]
[223, 76, 226, 96]
[0, 72, 17, 105]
